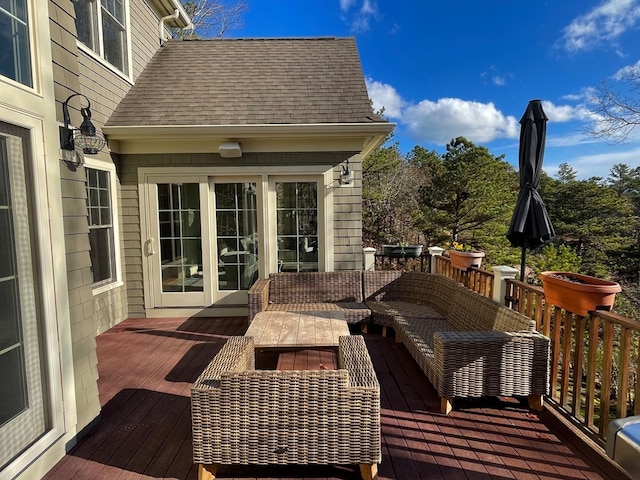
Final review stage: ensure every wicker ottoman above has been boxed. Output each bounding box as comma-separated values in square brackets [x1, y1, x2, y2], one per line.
[191, 335, 381, 480]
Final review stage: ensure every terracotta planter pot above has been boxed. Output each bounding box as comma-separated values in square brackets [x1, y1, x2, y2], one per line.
[382, 244, 423, 258]
[448, 250, 485, 270]
[539, 271, 622, 316]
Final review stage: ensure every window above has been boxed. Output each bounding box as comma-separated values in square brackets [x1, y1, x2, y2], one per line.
[86, 164, 120, 288]
[0, 0, 32, 86]
[74, 0, 129, 75]
[276, 182, 318, 272]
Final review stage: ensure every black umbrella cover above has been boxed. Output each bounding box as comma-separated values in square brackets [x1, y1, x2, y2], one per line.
[507, 99, 555, 250]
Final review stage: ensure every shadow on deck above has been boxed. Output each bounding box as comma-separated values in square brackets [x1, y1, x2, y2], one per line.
[43, 316, 625, 480]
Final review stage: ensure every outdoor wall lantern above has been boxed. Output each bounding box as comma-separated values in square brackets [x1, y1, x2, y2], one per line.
[59, 93, 106, 170]
[339, 158, 354, 186]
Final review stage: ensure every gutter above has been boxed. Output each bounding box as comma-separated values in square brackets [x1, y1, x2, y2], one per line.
[158, 0, 193, 45]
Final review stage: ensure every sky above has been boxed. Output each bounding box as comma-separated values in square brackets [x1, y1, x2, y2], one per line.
[227, 0, 640, 180]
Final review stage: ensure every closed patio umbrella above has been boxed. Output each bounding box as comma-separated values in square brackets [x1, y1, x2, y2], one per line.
[506, 99, 555, 281]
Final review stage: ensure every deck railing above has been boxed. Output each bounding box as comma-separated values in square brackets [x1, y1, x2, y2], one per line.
[505, 278, 640, 448]
[368, 248, 640, 449]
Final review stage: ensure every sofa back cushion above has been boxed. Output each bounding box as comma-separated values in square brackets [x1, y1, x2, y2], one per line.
[363, 272, 459, 316]
[447, 287, 535, 332]
[269, 271, 363, 303]
[363, 271, 403, 301]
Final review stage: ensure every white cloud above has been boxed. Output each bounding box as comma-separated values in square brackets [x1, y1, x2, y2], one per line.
[403, 98, 519, 146]
[546, 147, 640, 179]
[339, 0, 379, 33]
[560, 0, 640, 53]
[541, 100, 593, 123]
[366, 78, 520, 145]
[492, 76, 506, 87]
[365, 77, 404, 118]
[613, 59, 640, 79]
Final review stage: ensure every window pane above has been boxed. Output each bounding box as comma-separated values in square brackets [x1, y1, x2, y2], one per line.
[89, 227, 113, 283]
[102, 13, 126, 73]
[0, 346, 28, 426]
[74, 0, 98, 52]
[0, 209, 14, 278]
[276, 182, 318, 272]
[0, 279, 20, 351]
[0, 0, 32, 87]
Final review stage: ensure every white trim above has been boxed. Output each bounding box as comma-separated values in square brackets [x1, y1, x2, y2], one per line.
[84, 157, 124, 295]
[77, 42, 134, 85]
[0, 110, 68, 480]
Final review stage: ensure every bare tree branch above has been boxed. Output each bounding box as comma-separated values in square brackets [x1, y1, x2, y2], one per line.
[589, 64, 640, 143]
[174, 0, 248, 39]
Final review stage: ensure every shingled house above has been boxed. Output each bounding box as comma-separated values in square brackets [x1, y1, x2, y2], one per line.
[104, 38, 393, 315]
[1, 0, 390, 475]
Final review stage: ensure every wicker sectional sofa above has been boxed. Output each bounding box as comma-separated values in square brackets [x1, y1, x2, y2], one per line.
[248, 271, 371, 326]
[191, 335, 381, 480]
[363, 271, 551, 414]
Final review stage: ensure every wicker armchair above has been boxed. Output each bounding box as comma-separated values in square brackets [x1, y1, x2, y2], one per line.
[191, 335, 381, 480]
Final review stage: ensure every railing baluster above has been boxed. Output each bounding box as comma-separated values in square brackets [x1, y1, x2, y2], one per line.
[551, 308, 563, 402]
[572, 315, 586, 419]
[617, 326, 632, 419]
[600, 320, 615, 438]
[560, 312, 573, 408]
[585, 315, 599, 431]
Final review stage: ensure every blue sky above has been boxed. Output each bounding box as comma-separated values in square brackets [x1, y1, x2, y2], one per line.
[228, 0, 640, 179]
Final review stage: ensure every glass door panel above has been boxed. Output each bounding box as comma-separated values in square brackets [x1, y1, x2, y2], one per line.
[158, 183, 203, 293]
[276, 182, 318, 272]
[147, 178, 210, 308]
[215, 182, 259, 296]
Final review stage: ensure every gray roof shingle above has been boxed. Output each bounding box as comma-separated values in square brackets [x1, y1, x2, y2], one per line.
[106, 37, 385, 127]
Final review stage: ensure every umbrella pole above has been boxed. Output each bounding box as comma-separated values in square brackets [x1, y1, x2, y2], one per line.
[520, 246, 526, 282]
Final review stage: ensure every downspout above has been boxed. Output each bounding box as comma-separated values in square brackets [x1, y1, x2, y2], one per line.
[159, 9, 180, 46]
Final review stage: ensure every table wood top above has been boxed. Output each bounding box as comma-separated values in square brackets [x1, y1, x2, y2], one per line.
[245, 311, 349, 348]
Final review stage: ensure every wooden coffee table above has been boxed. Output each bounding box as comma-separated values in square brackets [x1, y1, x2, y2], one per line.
[245, 311, 350, 370]
[245, 310, 349, 348]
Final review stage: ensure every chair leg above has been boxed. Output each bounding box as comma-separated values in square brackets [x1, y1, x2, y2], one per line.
[359, 463, 378, 480]
[198, 463, 218, 480]
[381, 325, 388, 337]
[440, 396, 453, 415]
[361, 323, 368, 333]
[528, 394, 544, 411]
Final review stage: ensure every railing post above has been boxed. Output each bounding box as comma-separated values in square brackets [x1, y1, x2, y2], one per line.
[363, 247, 377, 271]
[428, 246, 444, 274]
[492, 265, 519, 304]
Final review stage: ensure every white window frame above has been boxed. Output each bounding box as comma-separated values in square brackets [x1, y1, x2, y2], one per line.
[74, 0, 132, 79]
[84, 158, 123, 294]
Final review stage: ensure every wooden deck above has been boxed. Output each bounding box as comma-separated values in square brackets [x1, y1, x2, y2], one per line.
[43, 316, 627, 480]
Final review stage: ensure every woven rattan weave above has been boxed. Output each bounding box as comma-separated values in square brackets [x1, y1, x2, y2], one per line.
[191, 335, 380, 479]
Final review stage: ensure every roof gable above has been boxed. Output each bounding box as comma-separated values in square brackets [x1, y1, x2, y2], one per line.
[106, 37, 384, 127]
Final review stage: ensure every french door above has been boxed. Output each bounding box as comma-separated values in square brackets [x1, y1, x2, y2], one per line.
[142, 172, 325, 309]
[0, 128, 46, 467]
[211, 178, 262, 305]
[147, 177, 211, 307]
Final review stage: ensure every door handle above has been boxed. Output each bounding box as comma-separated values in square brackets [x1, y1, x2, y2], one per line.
[145, 238, 156, 256]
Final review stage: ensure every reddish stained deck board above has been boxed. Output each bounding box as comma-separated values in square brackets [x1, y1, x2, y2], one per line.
[276, 348, 338, 370]
[43, 318, 622, 480]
